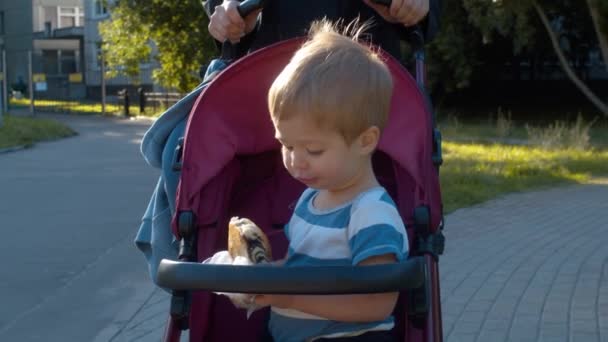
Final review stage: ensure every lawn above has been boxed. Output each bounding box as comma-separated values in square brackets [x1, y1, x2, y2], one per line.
[10, 98, 163, 117]
[439, 115, 608, 213]
[0, 115, 76, 149]
[2, 108, 607, 216]
[440, 142, 608, 213]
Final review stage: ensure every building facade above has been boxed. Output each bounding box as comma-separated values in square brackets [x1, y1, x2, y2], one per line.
[83, 0, 155, 100]
[0, 0, 84, 98]
[0, 0, 156, 101]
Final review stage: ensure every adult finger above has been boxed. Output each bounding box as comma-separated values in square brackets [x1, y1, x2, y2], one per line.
[400, 0, 417, 26]
[208, 24, 227, 42]
[390, 0, 406, 20]
[224, 1, 246, 30]
[209, 7, 226, 32]
[243, 8, 262, 34]
[404, 0, 428, 26]
[209, 11, 227, 41]
[215, 11, 243, 42]
[363, 0, 394, 23]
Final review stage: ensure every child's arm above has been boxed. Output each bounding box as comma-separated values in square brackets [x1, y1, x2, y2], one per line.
[254, 253, 399, 322]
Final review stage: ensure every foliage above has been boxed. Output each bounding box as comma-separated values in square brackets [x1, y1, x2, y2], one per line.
[99, 0, 216, 92]
[525, 114, 596, 150]
[597, 0, 608, 36]
[427, 0, 605, 95]
[98, 0, 606, 98]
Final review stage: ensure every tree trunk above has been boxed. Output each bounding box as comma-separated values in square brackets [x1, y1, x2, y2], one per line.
[586, 0, 608, 72]
[534, 2, 608, 117]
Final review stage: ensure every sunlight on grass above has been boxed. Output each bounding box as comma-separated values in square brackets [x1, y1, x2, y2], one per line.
[9, 98, 161, 117]
[0, 115, 76, 149]
[441, 141, 608, 213]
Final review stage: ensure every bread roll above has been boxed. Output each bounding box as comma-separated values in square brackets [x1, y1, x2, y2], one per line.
[228, 217, 272, 263]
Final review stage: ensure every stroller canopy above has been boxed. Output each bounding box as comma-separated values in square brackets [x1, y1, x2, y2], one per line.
[174, 37, 441, 233]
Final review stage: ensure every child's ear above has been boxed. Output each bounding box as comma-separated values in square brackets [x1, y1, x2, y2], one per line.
[358, 126, 380, 155]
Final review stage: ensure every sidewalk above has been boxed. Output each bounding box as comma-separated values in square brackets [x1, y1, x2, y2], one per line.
[0, 113, 159, 342]
[109, 180, 608, 342]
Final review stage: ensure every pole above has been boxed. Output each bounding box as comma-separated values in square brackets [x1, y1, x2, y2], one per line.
[0, 50, 3, 128]
[2, 50, 7, 114]
[101, 51, 106, 115]
[28, 50, 34, 115]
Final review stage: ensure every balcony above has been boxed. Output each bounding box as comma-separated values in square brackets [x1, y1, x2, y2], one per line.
[33, 26, 84, 40]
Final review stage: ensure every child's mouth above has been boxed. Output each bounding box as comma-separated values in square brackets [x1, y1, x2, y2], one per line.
[296, 177, 316, 185]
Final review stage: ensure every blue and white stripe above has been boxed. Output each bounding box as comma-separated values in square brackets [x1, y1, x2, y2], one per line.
[271, 186, 409, 341]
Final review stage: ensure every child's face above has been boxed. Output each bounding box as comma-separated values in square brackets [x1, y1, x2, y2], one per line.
[274, 115, 366, 191]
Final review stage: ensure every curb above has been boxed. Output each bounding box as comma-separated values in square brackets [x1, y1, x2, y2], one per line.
[0, 145, 28, 154]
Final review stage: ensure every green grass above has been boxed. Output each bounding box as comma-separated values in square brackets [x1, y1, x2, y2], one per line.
[0, 115, 76, 149]
[9, 98, 163, 117]
[440, 117, 608, 213]
[3, 104, 607, 216]
[439, 115, 608, 148]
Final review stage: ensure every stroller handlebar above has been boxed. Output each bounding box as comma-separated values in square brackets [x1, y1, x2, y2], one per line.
[156, 256, 426, 294]
[237, 0, 391, 17]
[225, 0, 426, 63]
[236, 0, 267, 18]
[371, 0, 392, 6]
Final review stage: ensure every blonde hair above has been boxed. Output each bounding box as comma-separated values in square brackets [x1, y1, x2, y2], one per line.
[268, 19, 394, 143]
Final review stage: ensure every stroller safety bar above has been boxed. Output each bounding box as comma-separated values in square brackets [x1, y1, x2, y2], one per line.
[156, 256, 427, 294]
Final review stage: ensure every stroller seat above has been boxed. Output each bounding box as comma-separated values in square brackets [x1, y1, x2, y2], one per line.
[159, 36, 444, 342]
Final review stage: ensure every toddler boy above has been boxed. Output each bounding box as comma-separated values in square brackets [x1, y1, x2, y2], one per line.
[255, 20, 409, 342]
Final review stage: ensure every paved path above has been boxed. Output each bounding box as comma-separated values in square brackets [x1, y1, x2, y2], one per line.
[0, 113, 159, 341]
[4, 113, 605, 341]
[441, 180, 608, 342]
[113, 181, 608, 342]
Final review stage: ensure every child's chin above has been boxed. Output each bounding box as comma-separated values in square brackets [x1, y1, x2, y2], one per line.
[297, 177, 319, 187]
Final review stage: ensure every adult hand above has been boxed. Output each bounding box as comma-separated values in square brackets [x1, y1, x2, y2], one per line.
[208, 0, 260, 43]
[363, 0, 429, 27]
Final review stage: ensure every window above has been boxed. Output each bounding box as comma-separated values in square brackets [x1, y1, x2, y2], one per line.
[44, 6, 57, 30]
[93, 0, 108, 17]
[58, 6, 84, 28]
[95, 42, 104, 68]
[0, 11, 5, 35]
[44, 22, 51, 36]
[42, 50, 59, 74]
[60, 50, 78, 74]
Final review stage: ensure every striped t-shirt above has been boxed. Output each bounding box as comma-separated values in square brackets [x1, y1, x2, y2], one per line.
[269, 186, 409, 342]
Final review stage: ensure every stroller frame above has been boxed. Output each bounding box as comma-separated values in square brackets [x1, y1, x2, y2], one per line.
[157, 1, 445, 341]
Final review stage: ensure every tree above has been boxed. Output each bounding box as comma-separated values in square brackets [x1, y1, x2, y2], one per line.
[587, 0, 608, 71]
[428, 0, 608, 116]
[100, 0, 607, 113]
[533, 1, 608, 115]
[99, 0, 216, 92]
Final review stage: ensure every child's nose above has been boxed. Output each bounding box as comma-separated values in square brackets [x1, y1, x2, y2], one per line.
[290, 150, 308, 170]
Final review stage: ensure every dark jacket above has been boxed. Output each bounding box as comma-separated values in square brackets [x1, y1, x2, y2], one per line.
[203, 0, 442, 60]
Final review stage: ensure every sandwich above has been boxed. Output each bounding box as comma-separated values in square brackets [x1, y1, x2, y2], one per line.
[228, 216, 272, 264]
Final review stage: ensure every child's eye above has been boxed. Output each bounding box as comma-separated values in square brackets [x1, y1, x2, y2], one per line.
[282, 145, 294, 152]
[306, 149, 324, 156]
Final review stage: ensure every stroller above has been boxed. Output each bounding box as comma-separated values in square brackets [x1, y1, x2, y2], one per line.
[152, 1, 445, 341]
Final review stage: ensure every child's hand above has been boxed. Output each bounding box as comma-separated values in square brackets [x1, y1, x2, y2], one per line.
[363, 0, 429, 26]
[254, 294, 293, 309]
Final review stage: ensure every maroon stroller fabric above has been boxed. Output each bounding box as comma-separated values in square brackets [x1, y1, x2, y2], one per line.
[172, 37, 443, 341]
